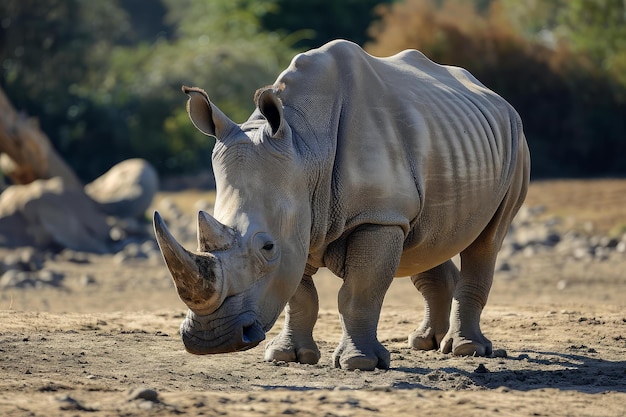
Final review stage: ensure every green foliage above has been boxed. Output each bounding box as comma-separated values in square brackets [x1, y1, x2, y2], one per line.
[557, 0, 626, 86]
[0, 0, 297, 181]
[102, 0, 298, 174]
[0, 0, 135, 179]
[262, 0, 394, 48]
[1, 0, 625, 181]
[367, 0, 626, 178]
[0, 0, 130, 104]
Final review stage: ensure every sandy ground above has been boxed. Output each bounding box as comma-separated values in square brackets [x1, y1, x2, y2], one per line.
[1, 180, 625, 416]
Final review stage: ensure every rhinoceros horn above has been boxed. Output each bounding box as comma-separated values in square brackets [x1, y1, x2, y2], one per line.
[197, 210, 237, 252]
[153, 211, 224, 315]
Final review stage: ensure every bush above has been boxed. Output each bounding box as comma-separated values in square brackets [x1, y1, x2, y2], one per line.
[366, 0, 626, 178]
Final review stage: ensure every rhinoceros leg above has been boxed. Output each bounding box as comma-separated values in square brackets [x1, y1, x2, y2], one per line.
[264, 268, 321, 365]
[440, 162, 528, 356]
[333, 225, 404, 371]
[438, 248, 496, 356]
[409, 259, 459, 350]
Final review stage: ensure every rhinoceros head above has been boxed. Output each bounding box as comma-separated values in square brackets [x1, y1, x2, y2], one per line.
[153, 86, 311, 354]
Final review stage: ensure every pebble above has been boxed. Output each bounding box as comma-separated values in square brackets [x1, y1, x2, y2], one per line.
[55, 395, 92, 411]
[127, 387, 160, 402]
[474, 363, 489, 373]
[0, 269, 65, 289]
[109, 226, 126, 242]
[491, 349, 508, 358]
[80, 274, 97, 286]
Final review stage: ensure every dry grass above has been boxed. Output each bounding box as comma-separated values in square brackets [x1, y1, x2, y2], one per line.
[153, 189, 216, 216]
[525, 179, 626, 236]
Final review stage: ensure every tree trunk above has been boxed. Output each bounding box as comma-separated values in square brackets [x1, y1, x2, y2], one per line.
[0, 87, 82, 189]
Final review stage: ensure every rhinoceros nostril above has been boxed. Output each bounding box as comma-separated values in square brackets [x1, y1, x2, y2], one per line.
[241, 321, 266, 346]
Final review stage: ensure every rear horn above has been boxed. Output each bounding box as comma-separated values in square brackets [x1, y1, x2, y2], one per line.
[197, 210, 237, 252]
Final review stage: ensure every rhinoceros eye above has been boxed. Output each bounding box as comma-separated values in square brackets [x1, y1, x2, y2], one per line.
[254, 233, 279, 263]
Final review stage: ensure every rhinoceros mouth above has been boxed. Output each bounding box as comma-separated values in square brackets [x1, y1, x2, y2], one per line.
[179, 309, 266, 355]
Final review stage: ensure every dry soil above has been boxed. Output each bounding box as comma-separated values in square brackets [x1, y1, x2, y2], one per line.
[0, 179, 625, 417]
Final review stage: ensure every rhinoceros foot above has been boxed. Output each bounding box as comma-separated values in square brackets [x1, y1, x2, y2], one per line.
[408, 324, 447, 351]
[264, 332, 320, 365]
[333, 337, 390, 371]
[439, 330, 493, 357]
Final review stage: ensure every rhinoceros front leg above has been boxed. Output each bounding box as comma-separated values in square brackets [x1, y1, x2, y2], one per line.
[409, 259, 459, 350]
[333, 225, 404, 371]
[264, 266, 321, 365]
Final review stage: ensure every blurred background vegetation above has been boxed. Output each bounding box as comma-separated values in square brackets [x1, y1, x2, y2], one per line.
[1, 0, 625, 182]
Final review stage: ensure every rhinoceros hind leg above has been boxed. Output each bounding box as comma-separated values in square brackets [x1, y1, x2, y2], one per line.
[409, 259, 459, 350]
[265, 273, 321, 365]
[332, 225, 403, 371]
[440, 165, 528, 357]
[436, 203, 508, 357]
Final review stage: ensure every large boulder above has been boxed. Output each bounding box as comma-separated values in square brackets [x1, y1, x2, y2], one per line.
[85, 158, 158, 219]
[0, 177, 110, 253]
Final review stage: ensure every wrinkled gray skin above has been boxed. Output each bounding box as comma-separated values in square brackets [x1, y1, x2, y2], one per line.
[154, 40, 530, 371]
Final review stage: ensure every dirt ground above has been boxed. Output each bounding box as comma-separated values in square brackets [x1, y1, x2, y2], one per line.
[1, 179, 625, 417]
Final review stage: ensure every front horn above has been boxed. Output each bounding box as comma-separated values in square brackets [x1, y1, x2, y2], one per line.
[153, 211, 224, 315]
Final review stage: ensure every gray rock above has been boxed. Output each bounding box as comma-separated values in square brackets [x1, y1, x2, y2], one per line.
[86, 159, 159, 219]
[0, 177, 110, 253]
[0, 269, 27, 288]
[37, 269, 64, 286]
[80, 274, 97, 286]
[127, 387, 159, 402]
[109, 226, 127, 242]
[599, 236, 619, 248]
[0, 268, 64, 289]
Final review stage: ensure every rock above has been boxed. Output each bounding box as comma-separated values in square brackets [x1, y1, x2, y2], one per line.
[600, 236, 618, 248]
[59, 249, 91, 264]
[55, 394, 94, 411]
[18, 247, 44, 271]
[0, 270, 29, 288]
[113, 252, 131, 264]
[0, 268, 64, 289]
[140, 240, 158, 253]
[123, 243, 148, 259]
[544, 232, 561, 246]
[127, 387, 159, 402]
[474, 363, 489, 373]
[85, 158, 158, 219]
[36, 269, 64, 287]
[497, 261, 512, 272]
[573, 247, 591, 260]
[491, 349, 508, 358]
[593, 246, 610, 261]
[109, 226, 127, 242]
[80, 274, 97, 286]
[0, 177, 110, 252]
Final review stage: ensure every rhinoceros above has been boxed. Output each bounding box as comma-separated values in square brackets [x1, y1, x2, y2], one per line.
[153, 40, 530, 371]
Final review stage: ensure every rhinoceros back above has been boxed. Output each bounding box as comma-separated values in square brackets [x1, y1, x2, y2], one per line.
[271, 40, 523, 266]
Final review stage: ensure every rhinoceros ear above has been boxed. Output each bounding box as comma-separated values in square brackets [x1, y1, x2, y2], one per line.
[255, 87, 287, 139]
[182, 86, 239, 140]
